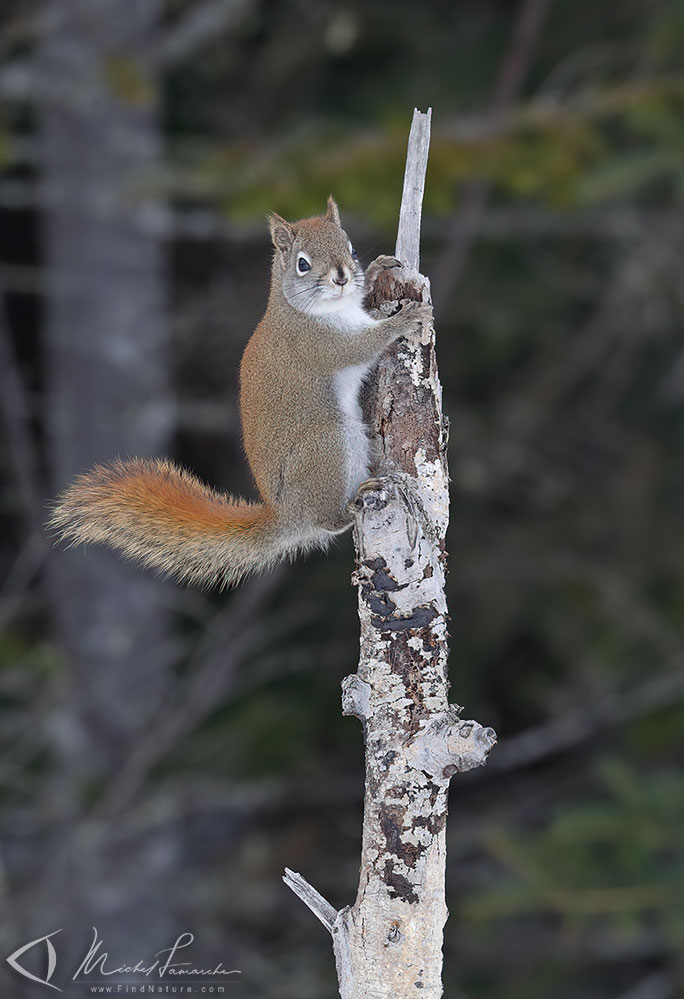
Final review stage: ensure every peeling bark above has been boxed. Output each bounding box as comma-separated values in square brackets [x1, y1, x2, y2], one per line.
[285, 109, 496, 999]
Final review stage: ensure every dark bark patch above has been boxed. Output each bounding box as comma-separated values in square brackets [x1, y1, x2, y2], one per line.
[385, 635, 434, 731]
[383, 860, 419, 904]
[420, 341, 432, 378]
[426, 781, 441, 808]
[364, 556, 387, 572]
[364, 589, 397, 617]
[360, 559, 408, 618]
[372, 603, 438, 632]
[412, 807, 447, 839]
[420, 625, 439, 653]
[380, 804, 426, 868]
[370, 566, 402, 592]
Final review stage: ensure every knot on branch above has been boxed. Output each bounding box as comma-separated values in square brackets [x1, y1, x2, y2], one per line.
[352, 474, 436, 555]
[364, 255, 431, 313]
[405, 706, 497, 780]
[341, 674, 371, 721]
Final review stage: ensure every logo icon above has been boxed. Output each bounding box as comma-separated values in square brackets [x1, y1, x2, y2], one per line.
[6, 929, 62, 991]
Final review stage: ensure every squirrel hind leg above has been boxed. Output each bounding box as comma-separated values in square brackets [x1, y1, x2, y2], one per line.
[279, 426, 353, 536]
[300, 503, 354, 537]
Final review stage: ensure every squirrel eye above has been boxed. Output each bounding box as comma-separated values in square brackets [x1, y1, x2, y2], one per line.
[297, 254, 311, 274]
[349, 243, 358, 262]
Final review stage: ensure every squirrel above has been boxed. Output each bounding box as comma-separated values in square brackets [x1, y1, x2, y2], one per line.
[49, 196, 432, 588]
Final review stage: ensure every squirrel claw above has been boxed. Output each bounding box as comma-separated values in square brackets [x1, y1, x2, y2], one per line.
[348, 478, 391, 515]
[354, 477, 387, 502]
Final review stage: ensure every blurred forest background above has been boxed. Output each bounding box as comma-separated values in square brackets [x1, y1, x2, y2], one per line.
[1, 0, 683, 997]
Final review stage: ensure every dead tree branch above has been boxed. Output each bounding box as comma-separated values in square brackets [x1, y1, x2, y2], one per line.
[284, 108, 496, 999]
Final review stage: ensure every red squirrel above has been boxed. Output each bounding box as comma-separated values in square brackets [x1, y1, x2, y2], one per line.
[50, 197, 431, 587]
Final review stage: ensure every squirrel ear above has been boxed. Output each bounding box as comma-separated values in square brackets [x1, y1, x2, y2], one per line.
[326, 195, 340, 226]
[268, 212, 295, 254]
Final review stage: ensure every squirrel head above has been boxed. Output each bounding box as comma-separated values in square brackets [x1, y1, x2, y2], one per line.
[268, 196, 365, 316]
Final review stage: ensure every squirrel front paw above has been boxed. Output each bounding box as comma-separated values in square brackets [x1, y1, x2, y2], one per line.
[394, 299, 433, 333]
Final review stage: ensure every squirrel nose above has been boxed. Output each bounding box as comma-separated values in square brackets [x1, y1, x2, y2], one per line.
[333, 269, 348, 286]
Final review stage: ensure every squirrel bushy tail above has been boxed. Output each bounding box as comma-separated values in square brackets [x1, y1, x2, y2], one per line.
[49, 458, 307, 588]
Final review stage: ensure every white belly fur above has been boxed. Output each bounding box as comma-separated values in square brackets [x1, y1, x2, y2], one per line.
[323, 300, 379, 501]
[334, 363, 372, 499]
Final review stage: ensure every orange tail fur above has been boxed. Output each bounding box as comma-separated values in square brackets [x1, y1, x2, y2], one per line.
[49, 458, 290, 588]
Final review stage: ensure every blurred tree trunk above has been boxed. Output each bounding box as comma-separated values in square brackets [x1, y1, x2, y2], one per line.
[36, 0, 177, 954]
[41, 0, 171, 754]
